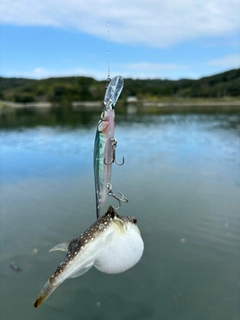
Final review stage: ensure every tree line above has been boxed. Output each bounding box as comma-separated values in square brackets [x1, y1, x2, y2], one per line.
[0, 68, 239, 103]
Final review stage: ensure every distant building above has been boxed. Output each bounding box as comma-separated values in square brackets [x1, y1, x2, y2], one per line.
[126, 96, 138, 103]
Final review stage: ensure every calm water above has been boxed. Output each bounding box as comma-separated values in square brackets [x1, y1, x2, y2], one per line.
[0, 108, 240, 320]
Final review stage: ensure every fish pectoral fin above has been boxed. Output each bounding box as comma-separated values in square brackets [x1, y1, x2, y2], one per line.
[70, 264, 93, 278]
[49, 241, 70, 252]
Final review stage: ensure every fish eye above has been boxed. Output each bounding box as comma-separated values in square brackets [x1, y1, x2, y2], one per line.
[132, 218, 137, 224]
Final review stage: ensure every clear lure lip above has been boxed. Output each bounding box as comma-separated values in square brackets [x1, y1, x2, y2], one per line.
[103, 76, 124, 109]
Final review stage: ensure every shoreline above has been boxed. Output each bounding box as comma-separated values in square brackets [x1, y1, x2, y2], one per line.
[1, 99, 240, 110]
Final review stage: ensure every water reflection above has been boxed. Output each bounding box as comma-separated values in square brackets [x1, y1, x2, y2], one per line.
[0, 106, 99, 130]
[1, 104, 240, 130]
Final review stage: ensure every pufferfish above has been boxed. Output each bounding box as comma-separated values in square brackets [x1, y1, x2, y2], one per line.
[33, 206, 144, 308]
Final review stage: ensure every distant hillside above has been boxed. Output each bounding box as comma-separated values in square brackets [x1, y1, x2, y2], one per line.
[0, 68, 239, 103]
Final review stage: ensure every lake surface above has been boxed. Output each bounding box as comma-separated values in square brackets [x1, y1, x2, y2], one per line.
[0, 107, 240, 320]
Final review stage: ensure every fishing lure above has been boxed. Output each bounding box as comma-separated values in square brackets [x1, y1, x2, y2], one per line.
[93, 76, 127, 219]
[33, 206, 144, 308]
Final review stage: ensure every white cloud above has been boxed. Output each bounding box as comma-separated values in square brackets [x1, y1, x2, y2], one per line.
[206, 54, 240, 68]
[1, 0, 239, 47]
[4, 62, 190, 80]
[28, 68, 51, 78]
[126, 62, 187, 71]
[119, 62, 188, 78]
[4, 67, 102, 80]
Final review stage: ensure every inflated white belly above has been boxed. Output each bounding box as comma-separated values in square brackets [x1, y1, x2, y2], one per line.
[94, 231, 144, 274]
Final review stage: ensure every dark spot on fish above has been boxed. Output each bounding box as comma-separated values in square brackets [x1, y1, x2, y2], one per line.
[132, 218, 137, 224]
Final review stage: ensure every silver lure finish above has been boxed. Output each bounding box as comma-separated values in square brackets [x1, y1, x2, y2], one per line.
[94, 76, 124, 218]
[33, 206, 144, 308]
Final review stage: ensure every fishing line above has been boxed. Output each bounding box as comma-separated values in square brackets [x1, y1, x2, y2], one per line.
[107, 0, 111, 84]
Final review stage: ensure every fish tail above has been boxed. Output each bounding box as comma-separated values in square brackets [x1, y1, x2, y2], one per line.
[33, 280, 57, 308]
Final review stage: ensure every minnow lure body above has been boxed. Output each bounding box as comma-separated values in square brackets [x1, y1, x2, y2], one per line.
[33, 206, 144, 308]
[94, 76, 124, 218]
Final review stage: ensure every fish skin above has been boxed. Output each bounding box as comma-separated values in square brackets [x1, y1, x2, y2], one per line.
[33, 206, 144, 308]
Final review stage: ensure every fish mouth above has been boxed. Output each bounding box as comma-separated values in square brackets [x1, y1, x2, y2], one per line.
[113, 216, 139, 233]
[112, 216, 125, 230]
[106, 206, 139, 232]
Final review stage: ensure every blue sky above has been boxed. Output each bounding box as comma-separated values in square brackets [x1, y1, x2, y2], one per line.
[1, 0, 239, 80]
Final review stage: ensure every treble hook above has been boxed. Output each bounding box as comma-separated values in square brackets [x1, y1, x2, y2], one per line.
[104, 138, 125, 166]
[106, 183, 128, 210]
